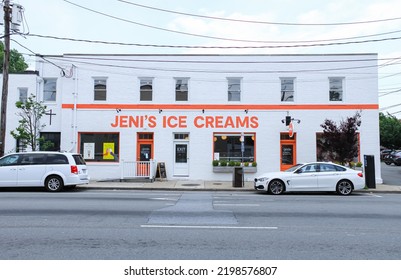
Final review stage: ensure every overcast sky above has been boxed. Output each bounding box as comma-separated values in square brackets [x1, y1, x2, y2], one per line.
[7, 0, 401, 115]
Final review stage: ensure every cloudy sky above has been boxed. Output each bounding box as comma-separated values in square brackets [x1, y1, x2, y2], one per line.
[7, 0, 401, 114]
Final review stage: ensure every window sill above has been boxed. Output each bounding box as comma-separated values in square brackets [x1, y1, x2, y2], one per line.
[213, 166, 257, 173]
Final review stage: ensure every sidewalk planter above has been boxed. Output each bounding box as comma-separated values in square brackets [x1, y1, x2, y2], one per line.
[213, 166, 257, 173]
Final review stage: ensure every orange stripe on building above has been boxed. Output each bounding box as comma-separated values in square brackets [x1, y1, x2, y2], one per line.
[62, 103, 379, 110]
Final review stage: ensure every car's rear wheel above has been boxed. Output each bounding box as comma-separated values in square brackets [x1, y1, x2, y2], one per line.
[45, 175, 64, 192]
[336, 180, 353, 196]
[268, 179, 285, 195]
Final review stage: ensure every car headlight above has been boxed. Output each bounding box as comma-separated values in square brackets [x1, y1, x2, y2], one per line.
[256, 177, 269, 182]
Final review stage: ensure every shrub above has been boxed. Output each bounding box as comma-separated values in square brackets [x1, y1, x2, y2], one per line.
[212, 160, 219, 166]
[356, 162, 363, 167]
[244, 162, 250, 167]
[228, 161, 236, 167]
[252, 162, 257, 167]
[220, 160, 228, 166]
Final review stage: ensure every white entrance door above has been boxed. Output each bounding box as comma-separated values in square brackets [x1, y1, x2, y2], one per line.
[173, 142, 189, 176]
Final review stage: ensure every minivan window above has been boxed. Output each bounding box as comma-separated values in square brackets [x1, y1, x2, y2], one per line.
[20, 154, 47, 165]
[47, 154, 69, 164]
[0, 154, 20, 166]
[72, 154, 86, 165]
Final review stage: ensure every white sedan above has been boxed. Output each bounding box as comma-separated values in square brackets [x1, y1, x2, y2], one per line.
[254, 162, 365, 195]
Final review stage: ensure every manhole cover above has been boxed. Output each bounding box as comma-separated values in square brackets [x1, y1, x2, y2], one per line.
[181, 184, 201, 187]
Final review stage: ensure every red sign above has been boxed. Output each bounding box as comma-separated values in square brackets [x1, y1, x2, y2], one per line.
[288, 121, 294, 138]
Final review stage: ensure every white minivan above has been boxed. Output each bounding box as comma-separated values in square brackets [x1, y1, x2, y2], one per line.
[0, 152, 89, 192]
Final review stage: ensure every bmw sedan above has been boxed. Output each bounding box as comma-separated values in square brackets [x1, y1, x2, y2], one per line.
[254, 162, 365, 195]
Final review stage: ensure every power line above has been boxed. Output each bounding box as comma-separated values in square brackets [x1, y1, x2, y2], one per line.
[379, 88, 401, 97]
[26, 33, 401, 49]
[11, 39, 65, 71]
[117, 0, 401, 26]
[40, 55, 379, 74]
[62, 0, 401, 45]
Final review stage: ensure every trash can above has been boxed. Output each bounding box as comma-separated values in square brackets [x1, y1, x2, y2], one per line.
[364, 155, 376, 189]
[233, 167, 244, 188]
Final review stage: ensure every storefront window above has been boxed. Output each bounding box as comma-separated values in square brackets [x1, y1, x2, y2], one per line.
[213, 133, 255, 162]
[80, 133, 119, 162]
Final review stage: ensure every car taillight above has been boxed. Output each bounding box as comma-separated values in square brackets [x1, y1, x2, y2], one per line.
[357, 172, 363, 178]
[70, 165, 78, 174]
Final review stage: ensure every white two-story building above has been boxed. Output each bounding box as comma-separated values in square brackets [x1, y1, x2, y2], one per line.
[1, 54, 381, 182]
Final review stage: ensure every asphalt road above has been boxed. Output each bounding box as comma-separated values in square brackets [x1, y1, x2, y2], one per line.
[0, 189, 400, 260]
[381, 161, 401, 185]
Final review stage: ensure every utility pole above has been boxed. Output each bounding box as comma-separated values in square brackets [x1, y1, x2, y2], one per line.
[0, 0, 11, 157]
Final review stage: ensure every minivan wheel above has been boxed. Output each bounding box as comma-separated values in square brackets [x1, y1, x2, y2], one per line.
[45, 175, 64, 192]
[336, 180, 353, 196]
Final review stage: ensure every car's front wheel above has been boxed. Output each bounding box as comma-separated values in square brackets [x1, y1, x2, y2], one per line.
[336, 180, 353, 196]
[45, 175, 64, 192]
[268, 179, 285, 195]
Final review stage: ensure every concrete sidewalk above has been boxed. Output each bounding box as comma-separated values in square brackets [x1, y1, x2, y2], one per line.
[79, 179, 401, 193]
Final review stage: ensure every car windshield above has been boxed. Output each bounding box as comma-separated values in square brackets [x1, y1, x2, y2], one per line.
[285, 164, 303, 172]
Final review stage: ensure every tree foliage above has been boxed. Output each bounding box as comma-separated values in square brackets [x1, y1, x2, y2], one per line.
[0, 41, 28, 73]
[379, 112, 401, 149]
[318, 112, 361, 165]
[10, 94, 53, 151]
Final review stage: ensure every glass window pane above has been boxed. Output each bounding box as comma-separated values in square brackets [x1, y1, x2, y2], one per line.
[281, 78, 294, 102]
[140, 79, 153, 101]
[228, 78, 241, 101]
[175, 78, 188, 101]
[44, 78, 57, 102]
[329, 78, 343, 101]
[80, 133, 119, 162]
[213, 134, 254, 162]
[19, 88, 28, 102]
[175, 144, 187, 163]
[94, 79, 107, 101]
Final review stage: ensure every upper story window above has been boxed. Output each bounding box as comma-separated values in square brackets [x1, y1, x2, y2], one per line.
[329, 77, 344, 101]
[18, 87, 28, 102]
[43, 78, 57, 102]
[280, 78, 294, 102]
[140, 78, 153, 101]
[94, 78, 107, 101]
[227, 78, 241, 101]
[175, 78, 189, 101]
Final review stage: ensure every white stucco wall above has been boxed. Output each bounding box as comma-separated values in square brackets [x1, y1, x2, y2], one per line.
[25, 54, 382, 183]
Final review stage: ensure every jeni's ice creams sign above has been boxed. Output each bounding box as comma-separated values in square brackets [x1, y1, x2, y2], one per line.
[111, 115, 259, 129]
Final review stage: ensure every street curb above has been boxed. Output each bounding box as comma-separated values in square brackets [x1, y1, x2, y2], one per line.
[76, 186, 401, 194]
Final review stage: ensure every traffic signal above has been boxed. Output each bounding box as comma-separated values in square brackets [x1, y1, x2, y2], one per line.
[285, 116, 292, 126]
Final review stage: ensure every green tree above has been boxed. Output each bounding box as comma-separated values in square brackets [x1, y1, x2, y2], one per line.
[0, 41, 28, 73]
[318, 112, 361, 165]
[10, 94, 53, 151]
[379, 112, 401, 149]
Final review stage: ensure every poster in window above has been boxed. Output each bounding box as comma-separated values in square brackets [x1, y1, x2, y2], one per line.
[83, 143, 95, 159]
[103, 143, 115, 160]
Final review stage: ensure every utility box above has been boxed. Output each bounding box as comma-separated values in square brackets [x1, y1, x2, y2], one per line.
[233, 167, 244, 188]
[364, 155, 376, 189]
